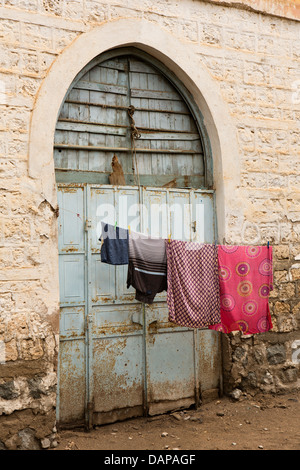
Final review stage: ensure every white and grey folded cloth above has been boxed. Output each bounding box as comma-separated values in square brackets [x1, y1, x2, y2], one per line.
[127, 232, 167, 304]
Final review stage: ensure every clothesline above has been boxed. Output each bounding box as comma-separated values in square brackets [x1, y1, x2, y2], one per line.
[99, 223, 273, 336]
[104, 221, 271, 249]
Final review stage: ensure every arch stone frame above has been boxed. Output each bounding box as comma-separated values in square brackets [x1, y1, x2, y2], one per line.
[28, 17, 240, 242]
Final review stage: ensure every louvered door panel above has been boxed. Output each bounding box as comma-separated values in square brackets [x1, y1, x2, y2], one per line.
[54, 54, 204, 188]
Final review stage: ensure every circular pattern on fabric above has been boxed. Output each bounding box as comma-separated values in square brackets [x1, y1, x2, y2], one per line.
[242, 300, 258, 316]
[236, 320, 249, 334]
[257, 316, 271, 333]
[220, 245, 239, 254]
[212, 323, 229, 333]
[235, 262, 250, 277]
[259, 284, 270, 298]
[259, 258, 272, 276]
[220, 294, 235, 311]
[219, 265, 231, 281]
[245, 246, 262, 258]
[237, 280, 253, 297]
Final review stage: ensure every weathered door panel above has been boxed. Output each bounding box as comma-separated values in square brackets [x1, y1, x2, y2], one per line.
[58, 338, 86, 426]
[57, 185, 87, 426]
[57, 184, 221, 427]
[91, 303, 145, 425]
[168, 189, 192, 242]
[89, 186, 116, 304]
[198, 329, 222, 402]
[145, 304, 196, 416]
[193, 191, 216, 243]
[115, 188, 141, 302]
[87, 186, 145, 424]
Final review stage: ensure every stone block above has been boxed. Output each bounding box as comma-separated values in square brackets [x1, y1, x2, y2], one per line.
[199, 24, 222, 45]
[223, 29, 256, 52]
[278, 367, 298, 384]
[274, 270, 289, 285]
[290, 266, 300, 281]
[21, 51, 40, 74]
[274, 245, 289, 260]
[244, 61, 271, 86]
[0, 380, 19, 400]
[278, 282, 296, 300]
[178, 20, 198, 42]
[0, 49, 20, 70]
[3, 339, 18, 362]
[20, 339, 44, 361]
[18, 427, 40, 450]
[267, 344, 286, 365]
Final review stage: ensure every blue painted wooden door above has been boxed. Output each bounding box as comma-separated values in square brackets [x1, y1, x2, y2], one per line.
[55, 51, 221, 428]
[57, 184, 221, 426]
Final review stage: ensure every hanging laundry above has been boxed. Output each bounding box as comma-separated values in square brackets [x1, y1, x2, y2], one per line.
[127, 232, 167, 304]
[100, 222, 129, 265]
[166, 240, 221, 328]
[209, 245, 273, 335]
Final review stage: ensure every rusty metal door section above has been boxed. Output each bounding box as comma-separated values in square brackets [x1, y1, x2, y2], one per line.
[57, 184, 86, 427]
[141, 188, 220, 416]
[57, 184, 221, 427]
[87, 185, 145, 426]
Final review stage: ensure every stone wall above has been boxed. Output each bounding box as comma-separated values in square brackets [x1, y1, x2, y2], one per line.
[0, 0, 299, 449]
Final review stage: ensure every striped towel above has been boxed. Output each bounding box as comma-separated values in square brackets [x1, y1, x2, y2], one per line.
[127, 232, 167, 304]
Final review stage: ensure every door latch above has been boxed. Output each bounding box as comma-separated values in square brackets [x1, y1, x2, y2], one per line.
[85, 219, 92, 231]
[191, 220, 196, 232]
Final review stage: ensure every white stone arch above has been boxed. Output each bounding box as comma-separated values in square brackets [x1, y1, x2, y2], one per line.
[28, 17, 240, 241]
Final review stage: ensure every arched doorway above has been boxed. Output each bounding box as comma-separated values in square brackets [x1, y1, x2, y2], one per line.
[55, 48, 221, 428]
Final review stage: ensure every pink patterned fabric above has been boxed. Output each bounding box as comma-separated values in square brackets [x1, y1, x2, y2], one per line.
[166, 240, 221, 328]
[209, 245, 273, 335]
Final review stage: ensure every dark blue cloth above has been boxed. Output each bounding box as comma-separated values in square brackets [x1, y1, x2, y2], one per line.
[100, 222, 129, 265]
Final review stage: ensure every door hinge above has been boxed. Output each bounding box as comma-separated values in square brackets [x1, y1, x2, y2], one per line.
[85, 219, 92, 231]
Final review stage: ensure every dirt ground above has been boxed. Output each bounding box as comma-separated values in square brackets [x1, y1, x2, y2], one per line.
[52, 391, 300, 451]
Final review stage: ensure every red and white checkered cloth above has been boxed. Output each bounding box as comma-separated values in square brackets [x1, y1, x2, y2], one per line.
[166, 240, 221, 328]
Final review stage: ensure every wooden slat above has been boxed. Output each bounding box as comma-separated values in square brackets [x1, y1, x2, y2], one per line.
[138, 132, 200, 141]
[57, 118, 127, 128]
[131, 88, 182, 101]
[55, 121, 127, 136]
[129, 59, 157, 74]
[55, 169, 205, 188]
[54, 143, 201, 154]
[64, 99, 190, 115]
[75, 80, 128, 95]
[100, 60, 128, 71]
[55, 121, 200, 141]
[56, 117, 198, 136]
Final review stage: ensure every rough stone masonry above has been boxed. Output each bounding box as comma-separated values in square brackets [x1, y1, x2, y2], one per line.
[0, 0, 299, 450]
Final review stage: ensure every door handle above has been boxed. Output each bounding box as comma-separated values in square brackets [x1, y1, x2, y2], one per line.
[131, 312, 143, 326]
